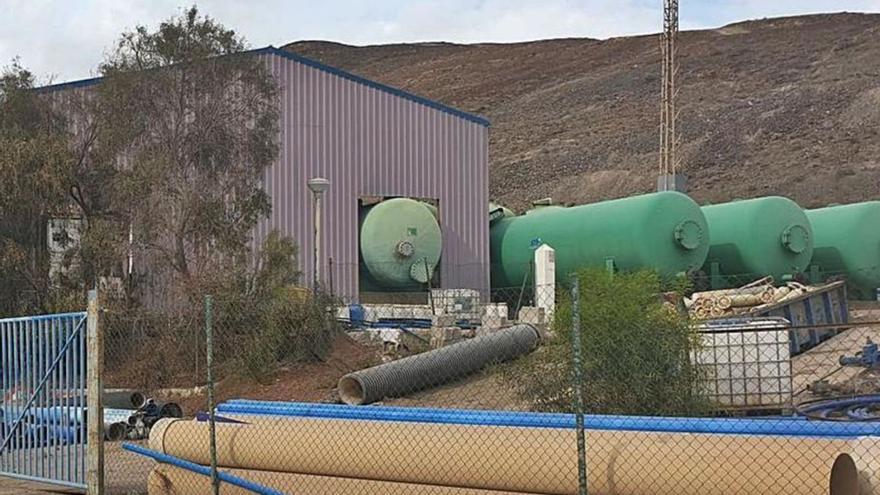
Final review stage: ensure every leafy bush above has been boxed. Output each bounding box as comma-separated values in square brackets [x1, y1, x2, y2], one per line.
[228, 289, 338, 382]
[509, 268, 707, 416]
[101, 232, 339, 388]
[209, 232, 338, 382]
[102, 304, 202, 390]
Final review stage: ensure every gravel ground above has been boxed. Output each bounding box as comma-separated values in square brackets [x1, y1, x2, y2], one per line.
[0, 441, 154, 495]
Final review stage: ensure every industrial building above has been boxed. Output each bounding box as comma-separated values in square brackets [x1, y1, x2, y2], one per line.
[41, 46, 491, 301]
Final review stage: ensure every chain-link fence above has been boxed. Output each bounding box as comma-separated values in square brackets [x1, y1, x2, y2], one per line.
[89, 262, 880, 495]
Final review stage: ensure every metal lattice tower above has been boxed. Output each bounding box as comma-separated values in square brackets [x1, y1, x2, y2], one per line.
[659, 0, 679, 188]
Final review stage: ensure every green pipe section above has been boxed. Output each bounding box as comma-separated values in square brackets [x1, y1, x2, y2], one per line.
[359, 198, 442, 291]
[806, 201, 880, 299]
[489, 192, 709, 288]
[701, 197, 813, 285]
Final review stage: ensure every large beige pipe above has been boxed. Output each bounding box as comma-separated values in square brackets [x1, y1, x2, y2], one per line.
[149, 418, 858, 495]
[147, 463, 544, 495]
[848, 437, 880, 495]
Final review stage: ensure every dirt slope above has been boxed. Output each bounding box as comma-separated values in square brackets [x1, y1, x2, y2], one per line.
[284, 13, 880, 211]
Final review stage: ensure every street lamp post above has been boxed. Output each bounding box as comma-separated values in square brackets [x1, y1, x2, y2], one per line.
[307, 177, 330, 290]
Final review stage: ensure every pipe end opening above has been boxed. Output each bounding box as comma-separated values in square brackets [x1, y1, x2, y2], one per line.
[130, 392, 147, 409]
[159, 403, 184, 419]
[830, 453, 860, 495]
[106, 422, 128, 442]
[338, 376, 367, 405]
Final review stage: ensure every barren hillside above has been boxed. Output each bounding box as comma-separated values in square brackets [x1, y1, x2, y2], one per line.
[284, 13, 880, 211]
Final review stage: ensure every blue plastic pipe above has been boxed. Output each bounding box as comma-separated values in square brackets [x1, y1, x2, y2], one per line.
[218, 401, 571, 428]
[10, 425, 81, 449]
[217, 399, 880, 438]
[27, 406, 84, 426]
[122, 443, 289, 495]
[24, 406, 135, 427]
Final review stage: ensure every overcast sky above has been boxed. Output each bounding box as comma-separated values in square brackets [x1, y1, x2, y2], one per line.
[2, 0, 879, 84]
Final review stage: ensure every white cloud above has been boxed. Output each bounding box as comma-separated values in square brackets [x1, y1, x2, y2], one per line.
[683, 0, 880, 28]
[356, 0, 660, 43]
[1, 0, 878, 83]
[0, 0, 179, 82]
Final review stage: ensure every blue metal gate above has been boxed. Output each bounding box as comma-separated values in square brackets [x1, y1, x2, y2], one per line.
[0, 312, 87, 490]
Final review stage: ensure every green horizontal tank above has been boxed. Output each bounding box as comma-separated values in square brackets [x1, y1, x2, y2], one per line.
[359, 198, 442, 291]
[489, 192, 710, 288]
[701, 197, 813, 285]
[805, 201, 880, 299]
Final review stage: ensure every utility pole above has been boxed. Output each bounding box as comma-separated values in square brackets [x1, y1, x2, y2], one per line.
[658, 0, 684, 192]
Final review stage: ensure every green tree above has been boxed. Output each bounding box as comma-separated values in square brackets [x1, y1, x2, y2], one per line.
[94, 6, 279, 292]
[509, 268, 707, 416]
[0, 8, 291, 373]
[0, 61, 77, 315]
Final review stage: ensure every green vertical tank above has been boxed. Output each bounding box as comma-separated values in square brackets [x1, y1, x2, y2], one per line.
[805, 201, 880, 299]
[359, 198, 442, 291]
[701, 197, 813, 285]
[489, 192, 709, 288]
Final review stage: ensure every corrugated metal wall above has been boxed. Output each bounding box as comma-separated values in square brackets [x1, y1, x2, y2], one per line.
[255, 51, 490, 301]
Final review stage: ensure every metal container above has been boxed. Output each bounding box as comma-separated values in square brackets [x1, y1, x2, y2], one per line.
[805, 201, 880, 299]
[359, 198, 442, 291]
[750, 281, 848, 355]
[701, 197, 813, 285]
[489, 192, 709, 287]
[430, 289, 481, 319]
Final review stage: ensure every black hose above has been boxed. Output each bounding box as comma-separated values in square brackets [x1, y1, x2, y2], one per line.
[796, 394, 880, 421]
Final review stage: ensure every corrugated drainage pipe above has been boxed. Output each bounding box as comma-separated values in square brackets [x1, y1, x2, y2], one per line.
[337, 324, 540, 405]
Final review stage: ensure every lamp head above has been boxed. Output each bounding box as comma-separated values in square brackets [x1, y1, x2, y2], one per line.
[307, 177, 330, 194]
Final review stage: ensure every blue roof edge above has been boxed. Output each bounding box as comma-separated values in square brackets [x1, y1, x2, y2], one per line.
[262, 47, 490, 127]
[35, 46, 490, 127]
[35, 76, 103, 93]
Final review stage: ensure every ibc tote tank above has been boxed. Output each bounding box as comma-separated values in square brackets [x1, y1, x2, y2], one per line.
[701, 197, 813, 284]
[805, 201, 880, 299]
[359, 198, 442, 291]
[489, 192, 710, 287]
